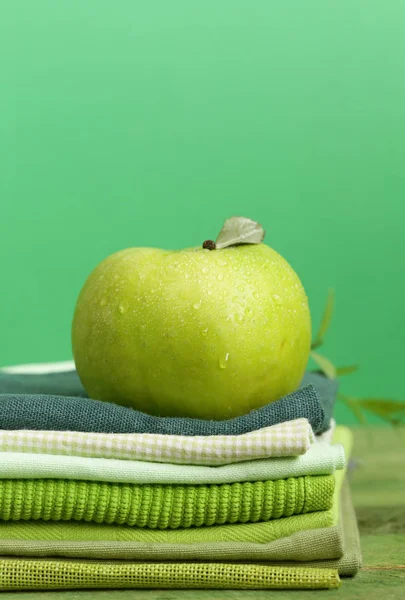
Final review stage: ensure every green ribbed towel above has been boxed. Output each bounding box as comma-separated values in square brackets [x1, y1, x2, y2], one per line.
[0, 476, 333, 529]
[0, 559, 340, 591]
[0, 369, 336, 434]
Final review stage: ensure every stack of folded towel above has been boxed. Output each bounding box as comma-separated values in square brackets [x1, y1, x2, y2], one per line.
[0, 363, 361, 591]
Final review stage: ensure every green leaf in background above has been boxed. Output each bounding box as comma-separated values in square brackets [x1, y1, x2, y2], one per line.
[340, 395, 405, 425]
[312, 290, 404, 426]
[311, 288, 335, 350]
[335, 364, 359, 376]
[310, 351, 337, 379]
[356, 399, 405, 418]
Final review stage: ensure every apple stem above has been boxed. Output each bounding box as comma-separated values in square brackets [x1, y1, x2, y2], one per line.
[202, 240, 217, 250]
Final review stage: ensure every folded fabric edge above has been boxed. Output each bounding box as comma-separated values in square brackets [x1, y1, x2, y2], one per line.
[0, 417, 315, 466]
[0, 442, 345, 485]
[0, 558, 341, 591]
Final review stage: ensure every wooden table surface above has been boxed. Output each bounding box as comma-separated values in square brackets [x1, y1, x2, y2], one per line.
[1, 427, 404, 599]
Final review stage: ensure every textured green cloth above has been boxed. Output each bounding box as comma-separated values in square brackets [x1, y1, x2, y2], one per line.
[0, 527, 342, 562]
[0, 559, 340, 591]
[0, 476, 333, 529]
[0, 441, 344, 485]
[0, 524, 343, 562]
[0, 427, 351, 546]
[0, 370, 335, 434]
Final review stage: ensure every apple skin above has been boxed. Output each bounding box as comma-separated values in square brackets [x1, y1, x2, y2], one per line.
[72, 243, 311, 419]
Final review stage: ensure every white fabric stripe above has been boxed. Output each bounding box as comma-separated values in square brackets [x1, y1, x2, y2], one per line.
[0, 361, 75, 374]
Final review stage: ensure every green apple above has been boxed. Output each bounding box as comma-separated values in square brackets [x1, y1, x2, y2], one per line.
[72, 217, 311, 419]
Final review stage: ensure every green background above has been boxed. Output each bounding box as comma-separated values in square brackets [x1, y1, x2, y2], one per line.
[1, 1, 404, 424]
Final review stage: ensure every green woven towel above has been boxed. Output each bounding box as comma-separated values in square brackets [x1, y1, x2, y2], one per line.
[0, 559, 340, 591]
[0, 475, 333, 529]
[0, 427, 351, 546]
[0, 369, 335, 434]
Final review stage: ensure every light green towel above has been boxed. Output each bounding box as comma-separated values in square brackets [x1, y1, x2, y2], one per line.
[0, 475, 334, 528]
[0, 440, 344, 485]
[0, 559, 340, 591]
[0, 426, 351, 546]
[0, 525, 343, 562]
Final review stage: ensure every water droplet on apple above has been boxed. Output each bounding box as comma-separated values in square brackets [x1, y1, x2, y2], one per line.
[235, 313, 244, 324]
[253, 291, 259, 299]
[207, 280, 213, 288]
[202, 267, 209, 274]
[245, 306, 253, 317]
[193, 300, 202, 310]
[118, 300, 129, 314]
[216, 258, 227, 267]
[217, 273, 224, 281]
[272, 294, 282, 305]
[100, 297, 107, 307]
[219, 353, 230, 369]
[201, 328, 208, 336]
[207, 290, 213, 295]
[237, 284, 246, 292]
[114, 274, 119, 280]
